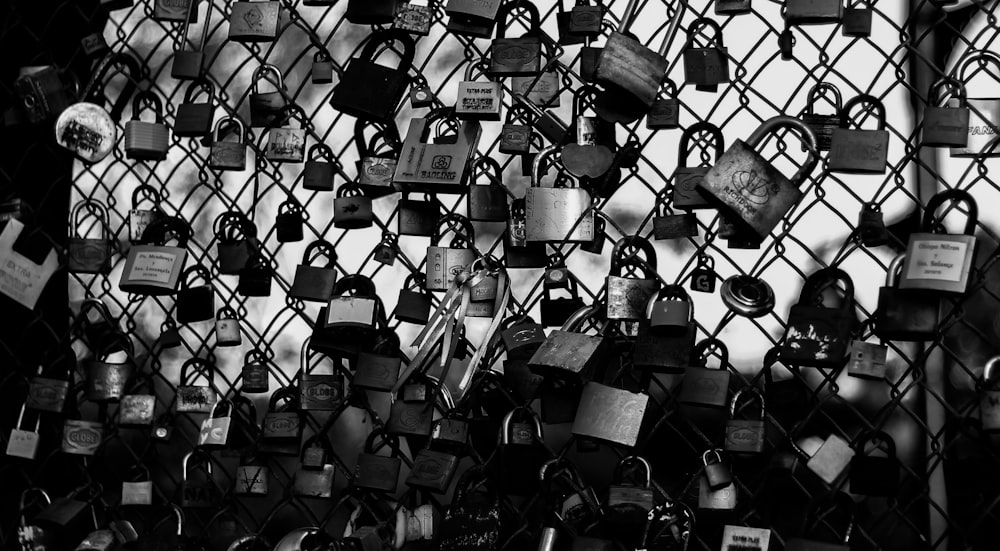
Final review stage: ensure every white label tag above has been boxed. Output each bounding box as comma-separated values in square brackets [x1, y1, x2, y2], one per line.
[721, 525, 771, 551]
[325, 296, 376, 326]
[0, 220, 58, 310]
[905, 239, 968, 282]
[127, 251, 177, 283]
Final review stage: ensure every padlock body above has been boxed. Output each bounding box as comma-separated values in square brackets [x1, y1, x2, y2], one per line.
[828, 128, 889, 173]
[512, 72, 561, 107]
[289, 265, 337, 302]
[784, 0, 843, 24]
[716, 0, 752, 14]
[311, 60, 333, 84]
[119, 394, 155, 426]
[679, 366, 731, 408]
[847, 340, 888, 379]
[333, 196, 374, 229]
[800, 113, 840, 151]
[528, 330, 608, 384]
[468, 183, 509, 222]
[395, 289, 432, 324]
[606, 276, 658, 320]
[265, 128, 306, 162]
[292, 465, 335, 498]
[672, 167, 712, 209]
[780, 303, 856, 368]
[683, 47, 730, 87]
[653, 213, 699, 240]
[331, 60, 409, 124]
[86, 361, 132, 402]
[228, 1, 281, 41]
[923, 104, 970, 147]
[62, 419, 104, 455]
[425, 245, 476, 291]
[499, 123, 531, 154]
[951, 98, 1000, 157]
[124, 120, 169, 161]
[806, 434, 854, 484]
[121, 481, 153, 505]
[209, 142, 247, 171]
[300, 374, 343, 411]
[235, 465, 270, 495]
[359, 156, 397, 193]
[633, 320, 694, 373]
[571, 382, 648, 447]
[172, 51, 204, 80]
[899, 232, 975, 294]
[842, 7, 872, 36]
[119, 244, 186, 295]
[303, 160, 335, 191]
[406, 449, 459, 493]
[646, 98, 680, 129]
[594, 33, 666, 106]
[354, 453, 401, 492]
[174, 102, 214, 137]
[68, 238, 112, 274]
[724, 419, 765, 453]
[456, 81, 503, 121]
[981, 389, 1000, 432]
[27, 377, 69, 413]
[489, 37, 541, 76]
[698, 477, 737, 509]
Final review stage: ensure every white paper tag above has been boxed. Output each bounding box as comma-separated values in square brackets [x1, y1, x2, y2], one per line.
[0, 220, 58, 310]
[127, 251, 177, 283]
[905, 239, 968, 282]
[721, 525, 771, 551]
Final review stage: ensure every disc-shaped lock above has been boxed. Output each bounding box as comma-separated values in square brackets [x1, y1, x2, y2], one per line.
[720, 274, 775, 318]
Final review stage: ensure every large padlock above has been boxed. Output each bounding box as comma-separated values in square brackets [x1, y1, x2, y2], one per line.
[334, 183, 373, 229]
[215, 306, 242, 346]
[241, 349, 269, 394]
[634, 286, 696, 373]
[606, 236, 659, 320]
[228, 0, 280, 42]
[197, 399, 232, 449]
[260, 387, 301, 456]
[784, 0, 843, 25]
[249, 64, 288, 128]
[124, 90, 170, 161]
[311, 275, 383, 357]
[683, 18, 731, 89]
[356, 122, 401, 197]
[489, 1, 543, 76]
[572, 381, 648, 447]
[7, 403, 41, 459]
[264, 106, 306, 163]
[118, 372, 156, 426]
[345, 0, 398, 23]
[951, 49, 1000, 158]
[354, 331, 402, 391]
[34, 483, 102, 545]
[539, 264, 586, 327]
[780, 267, 858, 368]
[120, 216, 190, 295]
[354, 430, 402, 493]
[457, 60, 503, 121]
[275, 199, 304, 242]
[785, 492, 855, 551]
[699, 115, 818, 239]
[922, 77, 970, 147]
[467, 157, 509, 222]
[176, 265, 214, 323]
[498, 407, 547, 496]
[85, 343, 133, 403]
[525, 145, 594, 242]
[68, 200, 113, 274]
[724, 388, 766, 454]
[849, 431, 899, 496]
[980, 356, 1000, 432]
[174, 79, 214, 137]
[171, 0, 210, 79]
[289, 239, 338, 303]
[292, 434, 335, 498]
[679, 338, 732, 408]
[899, 189, 977, 294]
[176, 357, 218, 414]
[215, 211, 257, 275]
[299, 343, 344, 411]
[646, 79, 680, 130]
[426, 214, 478, 291]
[331, 29, 415, 123]
[302, 144, 336, 192]
[874, 253, 940, 341]
[181, 450, 217, 508]
[208, 117, 248, 171]
[672, 122, 724, 209]
[529, 305, 608, 384]
[828, 94, 889, 173]
[121, 466, 153, 505]
[394, 107, 483, 193]
[800, 82, 843, 152]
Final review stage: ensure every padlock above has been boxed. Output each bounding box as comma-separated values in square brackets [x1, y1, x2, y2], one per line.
[121, 466, 153, 505]
[426, 214, 478, 291]
[761, 346, 812, 425]
[780, 267, 858, 368]
[331, 29, 414, 123]
[311, 49, 334, 84]
[395, 274, 433, 325]
[228, 0, 280, 41]
[124, 90, 170, 161]
[119, 216, 190, 295]
[302, 144, 337, 192]
[500, 315, 546, 360]
[197, 399, 232, 449]
[27, 361, 71, 414]
[555, 0, 587, 44]
[525, 146, 594, 242]
[445, 0, 501, 25]
[641, 502, 695, 550]
[456, 60, 503, 121]
[842, 0, 872, 36]
[356, 122, 401, 196]
[594, 1, 668, 108]
[800, 82, 843, 151]
[784, 0, 843, 25]
[85, 343, 134, 402]
[518, 97, 569, 146]
[13, 65, 77, 124]
[292, 434, 336, 498]
[174, 79, 215, 137]
[922, 77, 970, 147]
[498, 407, 547, 496]
[467, 157, 509, 222]
[289, 240, 338, 303]
[647, 78, 681, 130]
[828, 94, 890, 173]
[605, 456, 655, 541]
[847, 324, 888, 380]
[540, 264, 586, 327]
[874, 254, 940, 341]
[530, 305, 609, 384]
[235, 451, 269, 497]
[397, 192, 439, 236]
[62, 387, 103, 456]
[701, 449, 732, 490]
[724, 388, 766, 454]
[951, 50, 1000, 157]
[215, 211, 257, 274]
[634, 286, 697, 373]
[698, 115, 819, 239]
[388, 378, 448, 437]
[260, 387, 302, 456]
[249, 64, 288, 128]
[7, 403, 41, 459]
[899, 189, 977, 294]
[679, 338, 732, 408]
[858, 201, 890, 247]
[312, 275, 383, 357]
[720, 525, 771, 551]
[334, 183, 374, 229]
[176, 265, 214, 323]
[215, 307, 242, 346]
[653, 195, 699, 240]
[345, 0, 397, 23]
[437, 466, 501, 550]
[800, 432, 855, 485]
[672, 122, 725, 209]
[689, 255, 718, 293]
[275, 199, 304, 242]
[354, 331, 402, 391]
[512, 68, 561, 108]
[683, 18, 731, 89]
[264, 106, 307, 163]
[241, 350, 270, 393]
[848, 431, 899, 496]
[980, 356, 1000, 432]
[118, 372, 156, 426]
[153, 0, 196, 21]
[34, 484, 102, 546]
[208, 117, 248, 171]
[176, 357, 218, 413]
[172, 0, 210, 79]
[500, 104, 532, 154]
[226, 394, 260, 454]
[504, 198, 548, 268]
[354, 430, 402, 493]
[394, 0, 433, 35]
[56, 53, 140, 163]
[785, 492, 855, 551]
[698, 474, 737, 510]
[489, 1, 543, 76]
[407, 445, 460, 494]
[572, 381, 648, 447]
[540, 459, 602, 533]
[563, 86, 615, 181]
[716, 0, 751, 15]
[181, 450, 217, 508]
[394, 107, 483, 193]
[299, 342, 344, 411]
[606, 236, 659, 320]
[68, 200, 113, 274]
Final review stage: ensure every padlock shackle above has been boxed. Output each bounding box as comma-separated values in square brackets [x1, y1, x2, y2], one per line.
[180, 357, 215, 386]
[957, 49, 1000, 86]
[180, 264, 211, 288]
[178, 0, 211, 52]
[431, 213, 476, 246]
[302, 239, 337, 268]
[571, 84, 601, 120]
[745, 115, 819, 186]
[983, 356, 1000, 385]
[252, 64, 285, 92]
[559, 304, 601, 332]
[463, 59, 491, 82]
[81, 52, 141, 121]
[693, 338, 729, 369]
[613, 455, 652, 488]
[131, 184, 162, 209]
[805, 82, 843, 114]
[687, 17, 725, 47]
[214, 211, 257, 242]
[363, 427, 400, 456]
[209, 397, 233, 419]
[278, 198, 303, 215]
[678, 122, 724, 168]
[928, 76, 967, 107]
[500, 406, 543, 444]
[854, 430, 896, 457]
[213, 116, 246, 144]
[332, 274, 377, 298]
[139, 215, 192, 248]
[472, 156, 504, 188]
[840, 94, 887, 130]
[920, 188, 978, 235]
[495, 0, 542, 39]
[217, 306, 238, 321]
[644, 284, 693, 321]
[729, 387, 766, 420]
[182, 449, 214, 479]
[308, 143, 334, 162]
[701, 448, 724, 466]
[183, 77, 214, 104]
[301, 432, 334, 462]
[802, 491, 856, 544]
[71, 199, 112, 239]
[797, 267, 856, 315]
[531, 144, 561, 188]
[358, 29, 416, 72]
[609, 235, 658, 277]
[885, 253, 906, 287]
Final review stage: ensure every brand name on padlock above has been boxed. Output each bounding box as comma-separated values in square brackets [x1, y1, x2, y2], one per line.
[305, 383, 340, 399]
[67, 427, 101, 445]
[30, 386, 61, 402]
[969, 124, 999, 135]
[830, 141, 885, 160]
[728, 427, 758, 441]
[70, 243, 107, 261]
[495, 46, 535, 63]
[365, 164, 392, 177]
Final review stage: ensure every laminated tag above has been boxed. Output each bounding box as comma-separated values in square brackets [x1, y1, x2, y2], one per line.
[0, 220, 58, 309]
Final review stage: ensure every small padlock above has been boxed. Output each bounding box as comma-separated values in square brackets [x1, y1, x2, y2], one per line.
[181, 450, 217, 508]
[121, 466, 153, 506]
[398, 193, 440, 236]
[241, 350, 270, 393]
[302, 143, 336, 191]
[331, 29, 415, 123]
[197, 399, 232, 449]
[672, 122, 724, 209]
[228, 0, 280, 41]
[299, 343, 344, 411]
[842, 0, 872, 37]
[689, 254, 717, 293]
[724, 388, 766, 454]
[215, 307, 242, 347]
[720, 525, 771, 551]
[354, 331, 402, 391]
[235, 451, 270, 497]
[394, 0, 433, 35]
[354, 430, 402, 493]
[504, 198, 548, 268]
[356, 122, 401, 197]
[119, 372, 156, 426]
[456, 60, 503, 121]
[646, 78, 680, 130]
[530, 305, 609, 384]
[679, 338, 732, 408]
[395, 274, 433, 324]
[173, 78, 214, 137]
[698, 474, 737, 510]
[264, 106, 307, 163]
[260, 387, 302, 456]
[27, 362, 70, 414]
[801, 433, 855, 485]
[606, 236, 660, 320]
[62, 390, 104, 455]
[512, 68, 561, 108]
[124, 90, 170, 161]
[785, 492, 855, 551]
[606, 456, 655, 541]
[311, 49, 334, 84]
[176, 265, 214, 323]
[275, 199, 304, 242]
[716, 0, 751, 15]
[499, 104, 532, 155]
[701, 449, 733, 490]
[119, 216, 190, 296]
[7, 403, 41, 459]
[489, 2, 543, 77]
[847, 321, 888, 379]
[498, 407, 547, 496]
[215, 211, 257, 274]
[312, 275, 382, 358]
[572, 381, 648, 448]
[652, 196, 699, 240]
[289, 239, 338, 303]
[683, 18, 731, 90]
[800, 82, 843, 152]
[249, 64, 288, 128]
[208, 117, 248, 171]
[784, 0, 843, 25]
[951, 51, 1000, 158]
[86, 342, 134, 403]
[409, 75, 435, 108]
[293, 435, 335, 499]
[849, 431, 899, 496]
[334, 183, 374, 229]
[828, 94, 890, 173]
[634, 286, 697, 373]
[176, 357, 218, 414]
[467, 157, 509, 222]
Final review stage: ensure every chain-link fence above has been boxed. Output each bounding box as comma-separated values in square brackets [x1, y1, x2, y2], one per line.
[3, 0, 1000, 549]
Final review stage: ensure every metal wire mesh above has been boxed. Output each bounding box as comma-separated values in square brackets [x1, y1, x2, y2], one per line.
[3, 0, 1000, 549]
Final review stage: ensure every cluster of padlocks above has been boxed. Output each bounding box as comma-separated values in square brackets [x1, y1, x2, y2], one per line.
[5, 0, 1000, 550]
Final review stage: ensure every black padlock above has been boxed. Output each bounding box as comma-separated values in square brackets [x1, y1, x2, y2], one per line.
[497, 407, 547, 496]
[634, 286, 696, 373]
[398, 193, 439, 236]
[387, 379, 438, 438]
[395, 274, 433, 324]
[780, 267, 859, 368]
[353, 331, 401, 391]
[849, 431, 899, 496]
[653, 200, 699, 240]
[174, 78, 215, 137]
[500, 315, 547, 359]
[260, 387, 302, 456]
[289, 239, 338, 303]
[800, 82, 842, 152]
[504, 198, 548, 268]
[334, 183, 374, 229]
[828, 94, 890, 174]
[467, 157, 509, 222]
[672, 122, 724, 209]
[406, 447, 460, 494]
[302, 144, 336, 192]
[646, 79, 680, 130]
[679, 337, 732, 408]
[922, 77, 971, 148]
[241, 350, 269, 394]
[683, 18, 730, 90]
[540, 264, 586, 327]
[331, 30, 415, 123]
[345, 0, 397, 23]
[556, 0, 587, 45]
[275, 199, 304, 243]
[689, 254, 717, 293]
[215, 211, 257, 275]
[248, 64, 289, 128]
[702, 449, 732, 490]
[842, 0, 872, 37]
[568, 0, 603, 36]
[176, 265, 214, 323]
[490, 1, 543, 77]
[354, 430, 402, 493]
[858, 202, 890, 247]
[716, 0, 751, 15]
[311, 49, 334, 84]
[873, 253, 939, 341]
[237, 252, 272, 297]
